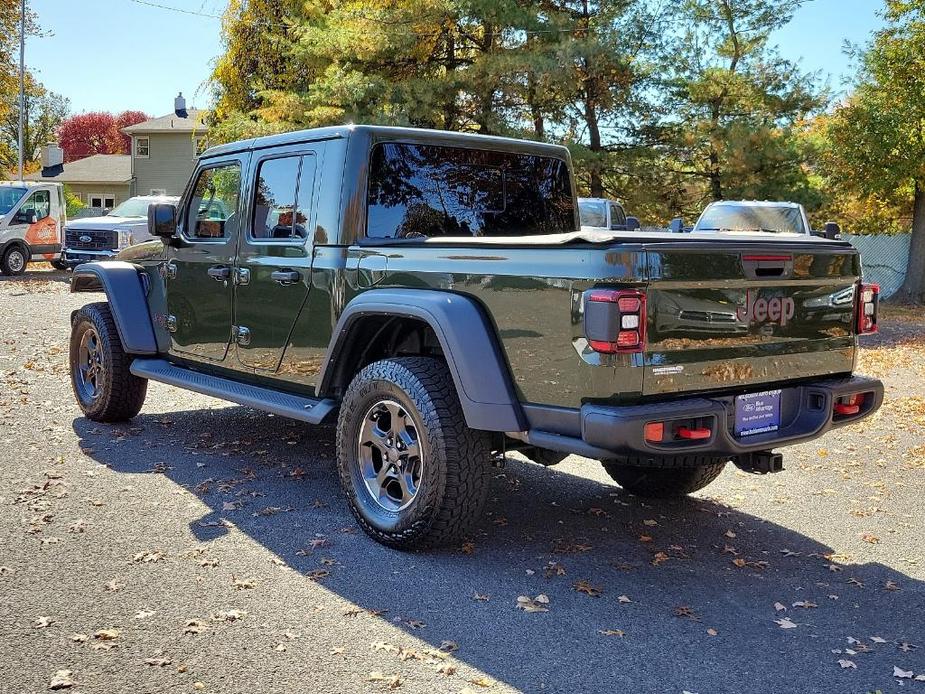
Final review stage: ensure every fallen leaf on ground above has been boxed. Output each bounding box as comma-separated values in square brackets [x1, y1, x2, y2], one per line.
[144, 657, 171, 667]
[617, 595, 632, 604]
[516, 595, 549, 613]
[34, 616, 54, 628]
[94, 628, 120, 640]
[599, 629, 625, 637]
[894, 666, 913, 679]
[49, 670, 75, 690]
[774, 618, 798, 629]
[838, 659, 856, 669]
[573, 580, 602, 597]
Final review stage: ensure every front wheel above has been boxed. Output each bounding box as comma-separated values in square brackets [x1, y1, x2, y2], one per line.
[69, 302, 148, 422]
[336, 357, 492, 549]
[602, 457, 727, 498]
[1, 245, 27, 276]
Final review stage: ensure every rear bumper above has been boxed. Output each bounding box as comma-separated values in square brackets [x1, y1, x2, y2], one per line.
[517, 375, 883, 461]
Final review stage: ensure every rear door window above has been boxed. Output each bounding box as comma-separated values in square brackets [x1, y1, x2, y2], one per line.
[609, 202, 626, 228]
[366, 143, 575, 239]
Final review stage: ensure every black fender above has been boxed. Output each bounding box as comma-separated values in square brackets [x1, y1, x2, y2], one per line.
[70, 261, 158, 355]
[318, 289, 526, 433]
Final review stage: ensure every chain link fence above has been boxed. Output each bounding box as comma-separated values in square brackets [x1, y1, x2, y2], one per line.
[842, 233, 911, 299]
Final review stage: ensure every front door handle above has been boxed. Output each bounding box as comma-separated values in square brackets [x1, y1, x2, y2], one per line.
[271, 269, 301, 285]
[208, 265, 231, 281]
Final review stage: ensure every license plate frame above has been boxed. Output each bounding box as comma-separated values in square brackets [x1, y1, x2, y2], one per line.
[734, 390, 782, 437]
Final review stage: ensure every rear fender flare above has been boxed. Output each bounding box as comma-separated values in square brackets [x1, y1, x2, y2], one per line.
[70, 261, 158, 355]
[318, 289, 526, 433]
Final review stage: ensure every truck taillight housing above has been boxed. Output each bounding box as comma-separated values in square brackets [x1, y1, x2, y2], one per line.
[584, 288, 647, 354]
[857, 283, 879, 335]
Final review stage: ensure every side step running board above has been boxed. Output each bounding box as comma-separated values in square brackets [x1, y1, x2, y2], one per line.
[130, 358, 336, 425]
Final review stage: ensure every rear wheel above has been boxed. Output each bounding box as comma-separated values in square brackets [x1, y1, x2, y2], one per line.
[601, 457, 727, 498]
[1, 245, 27, 276]
[336, 357, 492, 549]
[69, 302, 148, 422]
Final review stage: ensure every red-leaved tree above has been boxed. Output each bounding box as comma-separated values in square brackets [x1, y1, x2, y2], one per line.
[57, 110, 149, 161]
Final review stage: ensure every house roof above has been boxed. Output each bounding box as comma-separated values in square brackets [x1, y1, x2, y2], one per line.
[122, 108, 208, 134]
[24, 154, 132, 184]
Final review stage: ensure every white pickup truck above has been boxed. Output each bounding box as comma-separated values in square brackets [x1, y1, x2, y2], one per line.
[678, 200, 841, 239]
[62, 195, 179, 268]
[0, 181, 67, 275]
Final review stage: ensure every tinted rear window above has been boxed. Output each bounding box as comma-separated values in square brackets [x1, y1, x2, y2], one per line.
[366, 143, 575, 239]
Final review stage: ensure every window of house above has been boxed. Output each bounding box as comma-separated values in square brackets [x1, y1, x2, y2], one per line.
[250, 154, 315, 241]
[366, 143, 575, 239]
[88, 193, 115, 210]
[150, 188, 167, 196]
[185, 163, 241, 239]
[135, 137, 150, 158]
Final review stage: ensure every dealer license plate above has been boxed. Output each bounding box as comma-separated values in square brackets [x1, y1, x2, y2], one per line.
[734, 390, 782, 437]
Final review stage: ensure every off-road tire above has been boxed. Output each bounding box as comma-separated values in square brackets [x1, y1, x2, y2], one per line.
[601, 457, 727, 498]
[1, 245, 27, 276]
[336, 357, 492, 550]
[69, 302, 148, 422]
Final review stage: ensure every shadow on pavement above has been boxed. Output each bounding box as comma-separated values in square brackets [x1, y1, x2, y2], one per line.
[73, 406, 924, 693]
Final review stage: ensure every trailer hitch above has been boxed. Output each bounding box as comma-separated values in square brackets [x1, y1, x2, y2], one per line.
[733, 450, 784, 474]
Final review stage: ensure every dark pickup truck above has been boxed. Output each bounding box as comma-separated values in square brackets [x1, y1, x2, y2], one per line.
[67, 125, 883, 549]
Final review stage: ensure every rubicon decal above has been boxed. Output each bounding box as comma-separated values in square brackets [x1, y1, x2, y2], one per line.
[737, 290, 795, 327]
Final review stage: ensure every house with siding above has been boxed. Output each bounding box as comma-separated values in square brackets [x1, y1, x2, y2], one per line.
[121, 94, 208, 196]
[25, 152, 133, 209]
[26, 94, 208, 209]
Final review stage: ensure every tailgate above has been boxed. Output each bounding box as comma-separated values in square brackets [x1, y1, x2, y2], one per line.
[643, 242, 860, 396]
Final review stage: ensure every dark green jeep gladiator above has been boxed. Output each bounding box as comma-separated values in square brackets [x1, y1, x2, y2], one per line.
[68, 125, 884, 548]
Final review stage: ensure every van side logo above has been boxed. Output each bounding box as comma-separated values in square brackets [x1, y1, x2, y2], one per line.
[737, 290, 795, 327]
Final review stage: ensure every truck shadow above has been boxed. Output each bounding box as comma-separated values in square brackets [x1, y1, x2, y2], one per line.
[72, 406, 924, 693]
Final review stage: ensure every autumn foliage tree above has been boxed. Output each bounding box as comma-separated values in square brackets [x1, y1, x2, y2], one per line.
[56, 110, 148, 162]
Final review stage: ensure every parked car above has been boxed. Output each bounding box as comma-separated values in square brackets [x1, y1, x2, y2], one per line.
[671, 200, 842, 238]
[68, 125, 883, 549]
[62, 195, 179, 268]
[578, 197, 640, 231]
[0, 181, 67, 275]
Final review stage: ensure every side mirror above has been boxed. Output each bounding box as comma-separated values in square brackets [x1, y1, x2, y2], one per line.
[625, 216, 641, 231]
[668, 217, 684, 233]
[823, 221, 841, 240]
[15, 210, 37, 224]
[149, 203, 178, 239]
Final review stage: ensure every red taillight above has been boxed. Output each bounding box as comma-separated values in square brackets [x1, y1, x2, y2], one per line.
[585, 289, 646, 354]
[856, 283, 879, 335]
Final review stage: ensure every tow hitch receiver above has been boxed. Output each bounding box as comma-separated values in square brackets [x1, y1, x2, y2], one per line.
[733, 450, 784, 474]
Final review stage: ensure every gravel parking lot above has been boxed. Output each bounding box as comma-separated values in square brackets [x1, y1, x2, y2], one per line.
[1, 267, 923, 694]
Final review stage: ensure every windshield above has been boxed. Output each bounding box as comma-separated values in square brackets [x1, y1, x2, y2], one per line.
[579, 200, 607, 228]
[0, 187, 27, 215]
[109, 197, 157, 218]
[695, 205, 805, 234]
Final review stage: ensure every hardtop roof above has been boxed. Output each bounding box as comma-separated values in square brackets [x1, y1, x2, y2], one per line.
[199, 124, 571, 161]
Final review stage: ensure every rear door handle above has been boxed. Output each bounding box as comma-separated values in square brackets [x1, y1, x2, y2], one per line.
[271, 269, 301, 285]
[208, 265, 231, 281]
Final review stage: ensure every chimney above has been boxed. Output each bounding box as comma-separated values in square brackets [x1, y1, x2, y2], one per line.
[174, 92, 188, 118]
[41, 143, 64, 177]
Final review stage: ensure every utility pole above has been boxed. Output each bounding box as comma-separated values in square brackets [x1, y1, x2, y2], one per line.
[18, 0, 25, 181]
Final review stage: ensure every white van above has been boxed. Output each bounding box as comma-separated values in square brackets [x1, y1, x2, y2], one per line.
[0, 181, 66, 275]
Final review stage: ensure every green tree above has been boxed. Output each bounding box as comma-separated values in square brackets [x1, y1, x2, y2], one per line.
[0, 75, 69, 172]
[821, 0, 925, 302]
[657, 0, 824, 214]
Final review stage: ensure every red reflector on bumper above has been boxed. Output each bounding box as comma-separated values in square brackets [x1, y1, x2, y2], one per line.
[677, 426, 711, 440]
[644, 422, 664, 442]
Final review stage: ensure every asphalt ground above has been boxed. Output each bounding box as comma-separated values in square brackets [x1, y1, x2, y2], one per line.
[1, 267, 923, 694]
